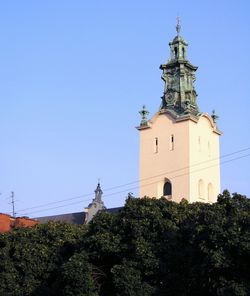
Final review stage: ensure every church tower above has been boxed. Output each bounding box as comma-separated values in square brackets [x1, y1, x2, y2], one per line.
[84, 182, 106, 223]
[137, 20, 222, 203]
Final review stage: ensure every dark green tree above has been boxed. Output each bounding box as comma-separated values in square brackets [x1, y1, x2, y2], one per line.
[59, 252, 99, 296]
[0, 222, 87, 296]
[0, 191, 249, 296]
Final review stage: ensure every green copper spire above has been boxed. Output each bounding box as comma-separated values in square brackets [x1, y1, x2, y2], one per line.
[159, 22, 199, 117]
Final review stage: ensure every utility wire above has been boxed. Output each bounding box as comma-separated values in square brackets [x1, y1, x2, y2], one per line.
[25, 152, 250, 217]
[18, 193, 94, 213]
[18, 147, 250, 214]
[97, 147, 250, 192]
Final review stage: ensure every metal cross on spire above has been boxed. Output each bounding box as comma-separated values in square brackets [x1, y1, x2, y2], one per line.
[176, 16, 181, 35]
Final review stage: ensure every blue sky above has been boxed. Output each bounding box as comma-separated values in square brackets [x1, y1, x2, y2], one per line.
[0, 0, 249, 217]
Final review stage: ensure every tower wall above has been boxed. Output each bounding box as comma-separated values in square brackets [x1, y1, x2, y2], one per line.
[188, 115, 220, 203]
[139, 113, 221, 203]
[139, 113, 190, 202]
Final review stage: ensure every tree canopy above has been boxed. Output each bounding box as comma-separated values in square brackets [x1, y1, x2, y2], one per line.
[0, 190, 249, 295]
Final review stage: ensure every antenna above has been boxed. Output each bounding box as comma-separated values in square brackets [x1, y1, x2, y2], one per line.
[11, 191, 16, 218]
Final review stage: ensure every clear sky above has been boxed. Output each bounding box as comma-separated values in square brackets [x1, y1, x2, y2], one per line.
[0, 0, 249, 217]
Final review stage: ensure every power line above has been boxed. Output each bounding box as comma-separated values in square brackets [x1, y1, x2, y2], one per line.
[98, 147, 250, 192]
[18, 146, 249, 214]
[25, 198, 94, 217]
[24, 152, 250, 217]
[100, 153, 250, 200]
[18, 193, 93, 213]
[19, 147, 250, 215]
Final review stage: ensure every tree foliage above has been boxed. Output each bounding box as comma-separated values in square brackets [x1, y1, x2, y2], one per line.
[0, 191, 249, 295]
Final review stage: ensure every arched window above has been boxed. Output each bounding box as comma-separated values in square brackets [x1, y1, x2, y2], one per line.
[198, 179, 205, 199]
[208, 183, 213, 202]
[163, 181, 172, 196]
[174, 47, 178, 59]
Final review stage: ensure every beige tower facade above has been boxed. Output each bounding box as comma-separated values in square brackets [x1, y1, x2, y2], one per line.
[137, 24, 222, 203]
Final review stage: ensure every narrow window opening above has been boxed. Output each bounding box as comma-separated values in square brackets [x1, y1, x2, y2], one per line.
[163, 181, 172, 196]
[182, 47, 185, 58]
[154, 137, 158, 153]
[174, 47, 178, 59]
[170, 134, 174, 151]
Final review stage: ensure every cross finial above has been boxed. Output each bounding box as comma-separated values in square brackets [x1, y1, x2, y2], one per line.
[176, 16, 181, 35]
